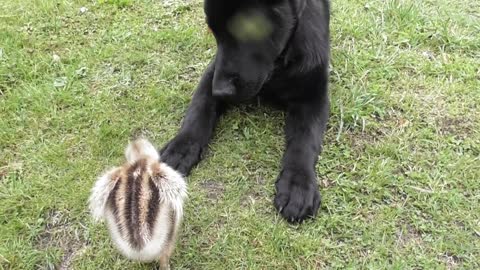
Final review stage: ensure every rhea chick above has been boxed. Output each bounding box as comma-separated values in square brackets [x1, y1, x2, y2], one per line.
[89, 138, 187, 269]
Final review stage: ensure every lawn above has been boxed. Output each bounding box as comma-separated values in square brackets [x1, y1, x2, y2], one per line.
[1, 0, 479, 269]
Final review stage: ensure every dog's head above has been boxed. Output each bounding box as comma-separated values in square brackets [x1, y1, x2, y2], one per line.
[205, 0, 298, 101]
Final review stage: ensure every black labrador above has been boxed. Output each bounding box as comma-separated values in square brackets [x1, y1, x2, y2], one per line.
[161, 0, 330, 223]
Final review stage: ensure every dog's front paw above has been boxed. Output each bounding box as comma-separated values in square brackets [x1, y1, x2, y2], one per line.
[160, 134, 205, 176]
[274, 169, 321, 223]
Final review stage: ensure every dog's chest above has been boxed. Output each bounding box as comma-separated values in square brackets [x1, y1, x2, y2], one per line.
[260, 74, 308, 101]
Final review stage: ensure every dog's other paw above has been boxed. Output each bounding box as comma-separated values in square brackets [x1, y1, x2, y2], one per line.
[274, 169, 321, 223]
[160, 134, 205, 176]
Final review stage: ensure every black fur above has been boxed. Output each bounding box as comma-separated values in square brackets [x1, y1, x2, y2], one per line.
[161, 0, 330, 223]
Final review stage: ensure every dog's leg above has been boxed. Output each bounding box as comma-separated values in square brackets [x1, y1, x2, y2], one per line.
[161, 63, 225, 175]
[274, 94, 329, 223]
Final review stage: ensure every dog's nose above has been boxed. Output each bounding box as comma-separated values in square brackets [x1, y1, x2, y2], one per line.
[212, 80, 236, 99]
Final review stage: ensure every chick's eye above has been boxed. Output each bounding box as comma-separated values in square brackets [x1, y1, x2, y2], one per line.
[227, 11, 272, 42]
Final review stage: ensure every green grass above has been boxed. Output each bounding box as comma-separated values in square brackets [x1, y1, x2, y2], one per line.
[1, 0, 479, 269]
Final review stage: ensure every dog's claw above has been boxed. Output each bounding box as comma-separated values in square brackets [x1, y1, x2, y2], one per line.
[274, 169, 321, 223]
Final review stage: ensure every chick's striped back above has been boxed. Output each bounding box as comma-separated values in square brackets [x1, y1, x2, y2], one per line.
[107, 158, 174, 250]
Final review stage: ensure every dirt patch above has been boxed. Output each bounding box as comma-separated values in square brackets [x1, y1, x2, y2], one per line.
[395, 224, 423, 249]
[35, 210, 88, 270]
[0, 162, 23, 181]
[0, 167, 8, 179]
[438, 117, 474, 138]
[239, 176, 270, 207]
[199, 180, 225, 201]
[0, 163, 24, 208]
[439, 253, 462, 269]
[240, 191, 264, 208]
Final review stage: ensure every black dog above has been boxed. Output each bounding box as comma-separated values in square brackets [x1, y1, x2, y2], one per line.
[161, 0, 330, 223]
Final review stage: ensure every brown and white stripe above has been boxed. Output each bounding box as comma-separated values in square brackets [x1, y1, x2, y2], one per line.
[89, 138, 187, 267]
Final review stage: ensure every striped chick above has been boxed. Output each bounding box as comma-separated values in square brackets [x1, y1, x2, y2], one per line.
[89, 138, 187, 269]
